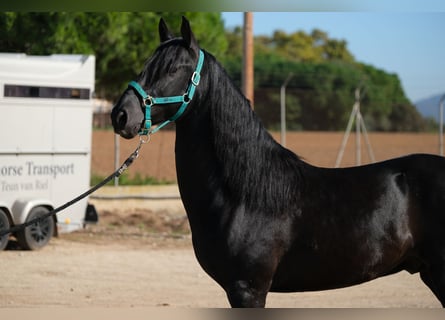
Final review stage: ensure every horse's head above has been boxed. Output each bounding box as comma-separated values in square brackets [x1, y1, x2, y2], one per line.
[111, 16, 202, 139]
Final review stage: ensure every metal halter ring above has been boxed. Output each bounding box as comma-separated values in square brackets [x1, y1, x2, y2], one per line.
[139, 132, 151, 144]
[143, 96, 153, 106]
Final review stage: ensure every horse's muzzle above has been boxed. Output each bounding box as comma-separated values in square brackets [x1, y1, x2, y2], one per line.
[111, 107, 139, 139]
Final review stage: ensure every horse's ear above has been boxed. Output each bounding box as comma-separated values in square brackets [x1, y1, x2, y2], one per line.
[159, 18, 173, 43]
[180, 16, 199, 53]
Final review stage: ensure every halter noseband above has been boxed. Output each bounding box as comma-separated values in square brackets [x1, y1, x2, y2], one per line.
[128, 49, 205, 135]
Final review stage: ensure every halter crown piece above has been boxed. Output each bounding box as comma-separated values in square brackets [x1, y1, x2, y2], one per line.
[128, 49, 205, 135]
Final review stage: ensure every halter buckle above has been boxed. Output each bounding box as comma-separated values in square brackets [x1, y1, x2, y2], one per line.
[191, 71, 200, 86]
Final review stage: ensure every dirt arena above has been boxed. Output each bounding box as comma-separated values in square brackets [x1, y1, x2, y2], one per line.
[91, 129, 442, 182]
[1, 131, 444, 308]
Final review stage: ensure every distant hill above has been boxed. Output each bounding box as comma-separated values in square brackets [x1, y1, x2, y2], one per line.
[415, 93, 445, 122]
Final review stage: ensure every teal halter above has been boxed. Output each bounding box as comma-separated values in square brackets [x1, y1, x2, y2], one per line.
[128, 49, 205, 135]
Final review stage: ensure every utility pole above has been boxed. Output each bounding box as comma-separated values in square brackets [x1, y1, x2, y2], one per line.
[242, 12, 254, 108]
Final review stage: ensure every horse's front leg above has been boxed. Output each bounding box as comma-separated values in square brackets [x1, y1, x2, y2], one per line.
[226, 279, 270, 308]
[222, 211, 290, 307]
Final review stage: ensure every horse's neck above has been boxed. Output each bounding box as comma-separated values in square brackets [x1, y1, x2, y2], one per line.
[178, 62, 277, 170]
[175, 64, 284, 213]
[210, 95, 276, 177]
[207, 58, 277, 162]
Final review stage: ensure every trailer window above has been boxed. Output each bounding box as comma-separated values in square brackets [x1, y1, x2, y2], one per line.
[4, 85, 90, 100]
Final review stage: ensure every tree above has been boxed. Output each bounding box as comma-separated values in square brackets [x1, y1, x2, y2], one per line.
[220, 27, 427, 132]
[0, 12, 227, 101]
[0, 13, 59, 53]
[2, 14, 428, 131]
[250, 28, 355, 63]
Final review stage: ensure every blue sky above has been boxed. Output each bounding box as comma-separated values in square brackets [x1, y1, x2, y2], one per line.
[222, 12, 445, 103]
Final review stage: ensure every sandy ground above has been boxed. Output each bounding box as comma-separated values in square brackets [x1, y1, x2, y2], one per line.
[0, 187, 442, 308]
[0, 237, 441, 308]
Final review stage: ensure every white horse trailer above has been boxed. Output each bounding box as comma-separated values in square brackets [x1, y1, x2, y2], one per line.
[0, 53, 96, 250]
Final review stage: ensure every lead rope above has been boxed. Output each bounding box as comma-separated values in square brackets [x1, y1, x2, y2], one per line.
[0, 134, 149, 237]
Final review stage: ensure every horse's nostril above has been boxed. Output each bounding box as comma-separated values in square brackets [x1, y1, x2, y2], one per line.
[116, 110, 128, 129]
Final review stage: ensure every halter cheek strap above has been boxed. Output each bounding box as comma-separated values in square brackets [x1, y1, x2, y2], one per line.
[128, 49, 204, 135]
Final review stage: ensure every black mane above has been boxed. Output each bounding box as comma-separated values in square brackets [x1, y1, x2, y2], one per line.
[201, 51, 303, 213]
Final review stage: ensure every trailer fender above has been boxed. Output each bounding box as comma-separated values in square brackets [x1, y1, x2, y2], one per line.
[11, 199, 55, 225]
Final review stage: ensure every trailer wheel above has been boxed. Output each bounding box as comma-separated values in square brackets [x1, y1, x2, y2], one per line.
[0, 209, 10, 250]
[17, 206, 54, 250]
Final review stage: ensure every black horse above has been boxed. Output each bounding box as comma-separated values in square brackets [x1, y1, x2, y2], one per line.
[111, 17, 445, 307]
